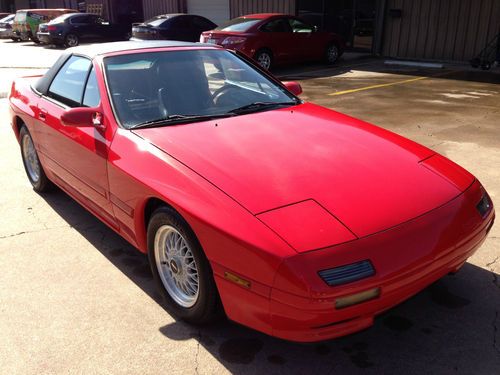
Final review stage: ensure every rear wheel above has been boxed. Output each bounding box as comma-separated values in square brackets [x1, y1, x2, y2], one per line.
[11, 37, 20, 42]
[325, 43, 340, 64]
[19, 126, 52, 192]
[254, 49, 273, 70]
[147, 206, 220, 323]
[65, 33, 79, 47]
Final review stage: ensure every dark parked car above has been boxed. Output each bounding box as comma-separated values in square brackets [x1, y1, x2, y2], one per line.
[37, 13, 131, 47]
[132, 13, 216, 42]
[200, 13, 345, 70]
[0, 14, 15, 40]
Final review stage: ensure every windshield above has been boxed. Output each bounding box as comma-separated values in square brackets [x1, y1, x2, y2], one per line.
[0, 15, 14, 23]
[104, 49, 297, 129]
[14, 11, 27, 22]
[215, 17, 262, 32]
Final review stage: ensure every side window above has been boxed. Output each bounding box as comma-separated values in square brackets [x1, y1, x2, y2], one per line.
[83, 68, 100, 107]
[289, 18, 314, 33]
[70, 15, 89, 24]
[170, 16, 188, 28]
[48, 56, 91, 107]
[261, 19, 290, 33]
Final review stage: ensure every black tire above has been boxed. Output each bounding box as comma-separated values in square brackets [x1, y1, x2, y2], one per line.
[325, 43, 340, 64]
[19, 126, 52, 193]
[147, 206, 220, 324]
[254, 49, 273, 70]
[31, 38, 40, 44]
[11, 37, 20, 42]
[65, 33, 79, 47]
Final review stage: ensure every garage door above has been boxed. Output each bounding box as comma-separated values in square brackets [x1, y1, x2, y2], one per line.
[187, 0, 230, 26]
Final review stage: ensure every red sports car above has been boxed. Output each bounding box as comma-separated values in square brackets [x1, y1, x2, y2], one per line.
[9, 41, 494, 342]
[200, 13, 345, 70]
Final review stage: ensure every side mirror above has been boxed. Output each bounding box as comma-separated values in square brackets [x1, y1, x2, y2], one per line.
[312, 25, 318, 32]
[282, 81, 303, 96]
[61, 107, 104, 129]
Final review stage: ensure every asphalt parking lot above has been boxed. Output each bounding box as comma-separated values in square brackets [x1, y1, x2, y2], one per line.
[0, 39, 499, 374]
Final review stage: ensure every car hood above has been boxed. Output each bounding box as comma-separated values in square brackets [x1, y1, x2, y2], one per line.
[132, 103, 471, 238]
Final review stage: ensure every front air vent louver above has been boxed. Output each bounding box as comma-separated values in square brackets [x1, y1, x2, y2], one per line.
[318, 260, 375, 286]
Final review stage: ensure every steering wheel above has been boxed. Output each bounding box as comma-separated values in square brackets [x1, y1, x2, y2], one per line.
[212, 84, 252, 108]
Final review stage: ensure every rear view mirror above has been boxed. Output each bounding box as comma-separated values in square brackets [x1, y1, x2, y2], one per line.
[61, 107, 104, 129]
[282, 81, 303, 96]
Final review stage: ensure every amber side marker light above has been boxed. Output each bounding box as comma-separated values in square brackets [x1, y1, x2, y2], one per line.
[335, 287, 381, 309]
[224, 272, 251, 289]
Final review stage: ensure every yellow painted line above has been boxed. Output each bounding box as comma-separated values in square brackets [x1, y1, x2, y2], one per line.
[328, 76, 429, 96]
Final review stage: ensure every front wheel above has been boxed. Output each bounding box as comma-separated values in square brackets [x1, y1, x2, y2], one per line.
[254, 49, 273, 70]
[65, 33, 79, 47]
[147, 206, 220, 323]
[19, 126, 52, 192]
[325, 43, 340, 64]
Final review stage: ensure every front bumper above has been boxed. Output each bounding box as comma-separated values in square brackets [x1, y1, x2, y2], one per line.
[215, 179, 493, 342]
[268, 179, 493, 342]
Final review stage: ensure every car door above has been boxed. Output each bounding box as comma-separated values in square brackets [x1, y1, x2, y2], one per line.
[258, 18, 294, 64]
[287, 17, 323, 62]
[35, 55, 117, 227]
[69, 15, 94, 42]
[90, 16, 115, 41]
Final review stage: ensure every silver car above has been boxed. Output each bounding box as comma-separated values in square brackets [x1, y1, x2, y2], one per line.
[0, 14, 15, 40]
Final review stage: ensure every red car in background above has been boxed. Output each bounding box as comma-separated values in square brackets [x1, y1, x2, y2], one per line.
[200, 13, 345, 69]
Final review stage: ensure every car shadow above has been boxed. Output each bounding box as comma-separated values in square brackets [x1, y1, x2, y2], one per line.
[42, 188, 500, 374]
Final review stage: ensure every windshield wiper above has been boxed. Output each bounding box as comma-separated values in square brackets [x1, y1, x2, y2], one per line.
[228, 101, 298, 115]
[129, 113, 235, 130]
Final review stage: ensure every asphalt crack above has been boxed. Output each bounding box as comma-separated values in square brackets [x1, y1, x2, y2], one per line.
[194, 330, 201, 375]
[486, 256, 499, 269]
[486, 256, 500, 355]
[0, 231, 26, 239]
[487, 256, 500, 291]
[0, 225, 71, 239]
[494, 311, 500, 355]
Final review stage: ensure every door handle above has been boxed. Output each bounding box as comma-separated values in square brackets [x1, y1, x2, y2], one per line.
[39, 108, 47, 121]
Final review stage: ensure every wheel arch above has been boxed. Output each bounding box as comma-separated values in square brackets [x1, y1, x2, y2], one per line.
[255, 47, 273, 58]
[12, 115, 26, 142]
[139, 196, 190, 254]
